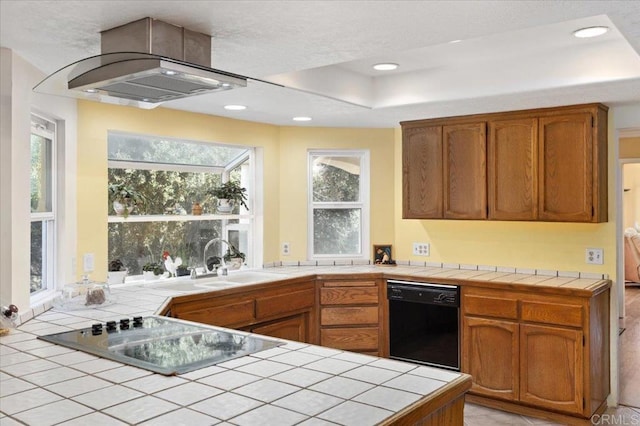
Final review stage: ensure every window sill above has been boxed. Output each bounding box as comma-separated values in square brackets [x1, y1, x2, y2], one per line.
[108, 214, 252, 223]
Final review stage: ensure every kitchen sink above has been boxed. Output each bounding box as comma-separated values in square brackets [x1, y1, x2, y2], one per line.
[142, 271, 286, 292]
[221, 271, 285, 284]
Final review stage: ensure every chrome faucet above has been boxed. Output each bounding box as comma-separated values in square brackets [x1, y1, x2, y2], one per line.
[194, 238, 231, 279]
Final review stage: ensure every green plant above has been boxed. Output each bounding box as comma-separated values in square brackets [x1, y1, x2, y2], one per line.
[108, 182, 146, 217]
[211, 181, 249, 210]
[142, 262, 164, 276]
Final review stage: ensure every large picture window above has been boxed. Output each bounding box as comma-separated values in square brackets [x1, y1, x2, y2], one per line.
[30, 114, 56, 295]
[108, 132, 254, 276]
[308, 150, 370, 258]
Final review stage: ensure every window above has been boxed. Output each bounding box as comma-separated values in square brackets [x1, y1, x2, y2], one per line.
[107, 132, 254, 275]
[30, 114, 56, 295]
[308, 150, 370, 258]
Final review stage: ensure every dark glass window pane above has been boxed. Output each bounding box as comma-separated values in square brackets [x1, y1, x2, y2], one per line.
[30, 221, 45, 293]
[108, 169, 222, 216]
[313, 209, 361, 255]
[108, 220, 224, 275]
[312, 156, 361, 202]
[30, 134, 53, 213]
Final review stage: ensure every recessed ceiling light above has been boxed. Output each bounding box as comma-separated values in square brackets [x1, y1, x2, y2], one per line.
[224, 105, 247, 111]
[293, 116, 312, 122]
[372, 63, 398, 71]
[84, 89, 98, 93]
[162, 70, 178, 76]
[573, 26, 609, 38]
[449, 39, 462, 44]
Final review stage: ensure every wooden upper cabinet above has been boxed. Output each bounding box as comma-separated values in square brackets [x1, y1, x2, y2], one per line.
[538, 113, 594, 222]
[402, 126, 443, 218]
[401, 103, 608, 223]
[488, 118, 538, 220]
[443, 122, 487, 219]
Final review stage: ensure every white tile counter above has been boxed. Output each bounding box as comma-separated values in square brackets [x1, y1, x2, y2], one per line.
[1, 275, 470, 426]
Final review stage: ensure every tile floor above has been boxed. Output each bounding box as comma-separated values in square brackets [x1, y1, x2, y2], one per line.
[464, 285, 640, 425]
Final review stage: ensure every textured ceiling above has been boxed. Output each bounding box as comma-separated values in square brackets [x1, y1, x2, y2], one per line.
[1, 0, 639, 127]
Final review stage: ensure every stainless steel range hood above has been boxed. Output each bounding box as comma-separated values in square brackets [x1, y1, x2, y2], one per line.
[34, 18, 250, 108]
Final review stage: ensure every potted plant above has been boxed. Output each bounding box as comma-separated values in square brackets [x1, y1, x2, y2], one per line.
[108, 182, 146, 218]
[223, 243, 246, 270]
[107, 259, 128, 284]
[142, 261, 164, 280]
[212, 181, 248, 214]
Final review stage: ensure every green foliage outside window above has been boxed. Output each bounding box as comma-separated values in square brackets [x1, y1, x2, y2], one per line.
[312, 158, 362, 255]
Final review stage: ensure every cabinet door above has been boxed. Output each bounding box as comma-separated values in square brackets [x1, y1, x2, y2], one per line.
[488, 118, 538, 220]
[463, 316, 519, 401]
[538, 113, 593, 222]
[520, 324, 584, 415]
[402, 125, 443, 218]
[252, 314, 307, 342]
[443, 123, 487, 219]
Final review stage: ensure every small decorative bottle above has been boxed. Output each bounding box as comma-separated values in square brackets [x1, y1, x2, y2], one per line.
[192, 202, 203, 215]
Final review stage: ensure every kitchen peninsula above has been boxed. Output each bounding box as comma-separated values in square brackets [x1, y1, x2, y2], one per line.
[1, 264, 609, 425]
[2, 266, 474, 426]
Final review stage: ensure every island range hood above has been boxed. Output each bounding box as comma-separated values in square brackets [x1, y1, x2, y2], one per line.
[34, 18, 251, 108]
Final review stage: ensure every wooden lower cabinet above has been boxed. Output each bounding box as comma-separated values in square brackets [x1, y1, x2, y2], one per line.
[251, 313, 308, 342]
[317, 278, 386, 356]
[169, 279, 316, 344]
[519, 323, 583, 414]
[462, 285, 609, 421]
[462, 316, 519, 401]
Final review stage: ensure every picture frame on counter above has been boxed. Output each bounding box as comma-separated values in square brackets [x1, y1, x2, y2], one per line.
[374, 244, 395, 265]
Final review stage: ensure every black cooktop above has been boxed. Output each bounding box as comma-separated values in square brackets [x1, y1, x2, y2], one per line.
[38, 316, 283, 375]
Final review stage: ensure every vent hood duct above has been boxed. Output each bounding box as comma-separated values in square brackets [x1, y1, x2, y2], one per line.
[34, 18, 252, 108]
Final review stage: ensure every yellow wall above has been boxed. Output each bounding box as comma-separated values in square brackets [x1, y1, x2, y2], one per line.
[620, 137, 640, 159]
[277, 126, 395, 259]
[392, 124, 616, 276]
[76, 102, 396, 278]
[78, 100, 619, 279]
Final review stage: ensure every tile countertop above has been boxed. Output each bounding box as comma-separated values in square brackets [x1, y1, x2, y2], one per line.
[1, 265, 477, 426]
[0, 263, 609, 425]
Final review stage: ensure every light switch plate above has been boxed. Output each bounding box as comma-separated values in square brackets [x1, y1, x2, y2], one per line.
[585, 248, 604, 265]
[83, 253, 95, 272]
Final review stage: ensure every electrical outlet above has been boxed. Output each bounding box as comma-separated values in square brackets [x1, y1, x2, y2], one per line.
[585, 248, 604, 265]
[83, 253, 95, 272]
[282, 242, 291, 256]
[413, 242, 430, 256]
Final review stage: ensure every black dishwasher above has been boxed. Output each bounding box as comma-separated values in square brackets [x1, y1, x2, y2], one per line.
[387, 280, 460, 371]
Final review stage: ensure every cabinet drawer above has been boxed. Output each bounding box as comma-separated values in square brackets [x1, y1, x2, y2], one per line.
[256, 288, 315, 320]
[320, 287, 379, 305]
[321, 306, 378, 326]
[323, 280, 376, 287]
[463, 294, 518, 319]
[178, 300, 255, 327]
[521, 300, 583, 328]
[321, 327, 379, 351]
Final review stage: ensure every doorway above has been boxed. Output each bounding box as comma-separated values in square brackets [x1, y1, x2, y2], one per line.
[618, 133, 640, 408]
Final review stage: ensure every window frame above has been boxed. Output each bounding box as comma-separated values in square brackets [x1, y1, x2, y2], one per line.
[30, 113, 57, 301]
[107, 133, 257, 275]
[307, 149, 370, 260]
